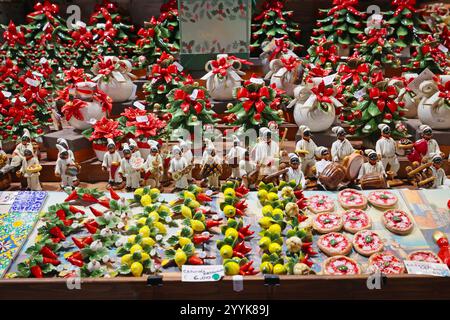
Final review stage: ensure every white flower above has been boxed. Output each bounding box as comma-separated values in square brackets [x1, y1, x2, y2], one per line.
[100, 228, 112, 237]
[87, 260, 101, 272]
[103, 212, 114, 221]
[90, 240, 103, 251]
[286, 236, 303, 253]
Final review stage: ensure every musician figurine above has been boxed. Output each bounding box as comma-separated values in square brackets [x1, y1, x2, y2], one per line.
[57, 138, 75, 162]
[239, 150, 257, 189]
[179, 138, 193, 183]
[253, 127, 280, 179]
[375, 124, 400, 178]
[226, 135, 246, 180]
[430, 153, 449, 189]
[118, 143, 142, 191]
[19, 149, 42, 191]
[102, 138, 122, 188]
[55, 144, 79, 189]
[419, 125, 442, 161]
[331, 126, 354, 162]
[284, 153, 306, 189]
[358, 149, 386, 180]
[128, 138, 142, 159]
[144, 140, 163, 188]
[315, 146, 332, 177]
[168, 145, 189, 191]
[295, 125, 318, 178]
[201, 146, 222, 191]
[11, 129, 34, 169]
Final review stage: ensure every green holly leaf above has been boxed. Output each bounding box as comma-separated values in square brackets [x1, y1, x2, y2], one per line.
[338, 34, 351, 45]
[396, 26, 409, 36]
[368, 102, 382, 117]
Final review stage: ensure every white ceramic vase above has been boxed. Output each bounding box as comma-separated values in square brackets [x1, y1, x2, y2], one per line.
[69, 100, 106, 131]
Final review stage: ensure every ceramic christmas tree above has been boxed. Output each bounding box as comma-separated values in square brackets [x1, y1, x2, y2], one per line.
[311, 0, 366, 53]
[89, 0, 136, 60]
[354, 26, 401, 68]
[385, 0, 430, 48]
[306, 36, 339, 69]
[225, 77, 284, 131]
[134, 17, 174, 70]
[158, 0, 180, 52]
[0, 21, 27, 68]
[165, 80, 217, 133]
[403, 35, 449, 74]
[343, 71, 408, 141]
[66, 24, 96, 69]
[250, 0, 302, 56]
[143, 52, 186, 109]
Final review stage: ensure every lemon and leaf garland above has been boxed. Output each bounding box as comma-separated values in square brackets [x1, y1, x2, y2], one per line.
[257, 182, 316, 275]
[217, 181, 258, 276]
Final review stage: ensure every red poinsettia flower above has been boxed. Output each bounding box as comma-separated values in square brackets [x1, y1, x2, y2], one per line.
[61, 99, 87, 121]
[173, 88, 206, 114]
[127, 113, 166, 138]
[63, 67, 88, 83]
[330, 0, 362, 16]
[136, 27, 155, 47]
[90, 117, 123, 141]
[2, 21, 26, 46]
[151, 63, 179, 83]
[236, 86, 270, 113]
[311, 81, 334, 104]
[120, 107, 147, 121]
[435, 76, 450, 100]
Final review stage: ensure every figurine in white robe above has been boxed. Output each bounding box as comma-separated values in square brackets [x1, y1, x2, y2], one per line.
[358, 149, 386, 180]
[57, 138, 75, 162]
[129, 138, 142, 159]
[430, 153, 449, 189]
[179, 138, 193, 182]
[144, 140, 163, 188]
[169, 146, 189, 190]
[331, 126, 354, 162]
[315, 146, 332, 177]
[118, 143, 141, 191]
[239, 150, 257, 188]
[253, 128, 280, 176]
[201, 148, 222, 190]
[11, 129, 34, 168]
[55, 145, 78, 189]
[19, 149, 41, 191]
[419, 125, 442, 161]
[226, 135, 246, 179]
[295, 126, 318, 177]
[102, 138, 122, 186]
[375, 124, 399, 176]
[285, 153, 306, 189]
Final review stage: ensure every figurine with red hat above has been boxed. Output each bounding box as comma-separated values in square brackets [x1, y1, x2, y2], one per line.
[102, 138, 122, 188]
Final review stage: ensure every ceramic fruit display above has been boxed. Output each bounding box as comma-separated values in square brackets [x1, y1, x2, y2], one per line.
[265, 55, 303, 97]
[290, 79, 341, 132]
[92, 56, 135, 103]
[201, 54, 250, 101]
[417, 75, 450, 130]
[61, 81, 112, 131]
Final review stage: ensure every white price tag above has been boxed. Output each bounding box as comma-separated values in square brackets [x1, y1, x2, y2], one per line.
[438, 44, 449, 53]
[43, 22, 50, 31]
[407, 68, 435, 96]
[404, 260, 450, 277]
[190, 89, 199, 100]
[354, 88, 366, 99]
[133, 101, 146, 110]
[39, 57, 47, 64]
[181, 265, 224, 282]
[1, 91, 11, 98]
[18, 96, 26, 102]
[249, 77, 265, 85]
[136, 115, 148, 123]
[32, 71, 43, 77]
[76, 20, 86, 28]
[173, 61, 184, 71]
[96, 23, 106, 29]
[0, 191, 18, 205]
[323, 73, 337, 86]
[25, 78, 40, 87]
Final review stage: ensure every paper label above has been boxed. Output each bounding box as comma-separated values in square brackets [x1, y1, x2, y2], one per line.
[404, 260, 450, 277]
[25, 78, 40, 87]
[43, 22, 50, 31]
[18, 96, 26, 102]
[88, 118, 97, 125]
[181, 265, 224, 282]
[190, 89, 199, 100]
[262, 39, 276, 52]
[133, 101, 146, 110]
[249, 77, 265, 85]
[407, 68, 435, 96]
[323, 73, 337, 86]
[76, 20, 86, 28]
[136, 115, 148, 123]
[438, 44, 449, 53]
[96, 23, 106, 29]
[130, 84, 137, 100]
[173, 61, 184, 71]
[32, 71, 43, 78]
[354, 88, 366, 99]
[2, 91, 11, 98]
[39, 57, 47, 64]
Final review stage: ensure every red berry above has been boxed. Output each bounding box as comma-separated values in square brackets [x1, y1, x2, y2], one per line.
[384, 113, 393, 120]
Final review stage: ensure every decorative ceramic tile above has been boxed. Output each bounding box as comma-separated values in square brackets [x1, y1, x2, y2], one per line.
[9, 191, 47, 213]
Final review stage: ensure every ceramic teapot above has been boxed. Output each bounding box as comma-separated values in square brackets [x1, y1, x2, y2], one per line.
[201, 54, 245, 101]
[417, 75, 450, 130]
[93, 56, 135, 103]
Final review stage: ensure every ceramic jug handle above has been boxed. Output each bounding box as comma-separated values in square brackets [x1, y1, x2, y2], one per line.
[205, 60, 213, 72]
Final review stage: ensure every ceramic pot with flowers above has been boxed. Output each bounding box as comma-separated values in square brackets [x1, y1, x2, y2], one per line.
[265, 55, 303, 97]
[61, 82, 112, 131]
[93, 56, 135, 103]
[417, 75, 450, 130]
[289, 79, 341, 132]
[201, 54, 250, 101]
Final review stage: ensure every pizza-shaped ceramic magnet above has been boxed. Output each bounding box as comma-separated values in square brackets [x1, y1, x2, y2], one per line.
[313, 212, 343, 233]
[352, 230, 384, 256]
[323, 255, 361, 275]
[338, 189, 367, 210]
[342, 209, 372, 233]
[368, 252, 405, 274]
[408, 250, 443, 264]
[368, 190, 398, 209]
[382, 209, 414, 235]
[318, 232, 352, 256]
[307, 194, 335, 214]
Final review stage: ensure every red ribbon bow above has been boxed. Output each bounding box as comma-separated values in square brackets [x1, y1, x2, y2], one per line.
[280, 56, 300, 71]
[136, 27, 155, 47]
[366, 28, 388, 46]
[269, 38, 290, 61]
[369, 86, 398, 113]
[254, 1, 285, 22]
[62, 99, 87, 121]
[174, 89, 205, 114]
[315, 43, 338, 65]
[236, 86, 270, 113]
[63, 67, 87, 83]
[72, 27, 93, 48]
[330, 0, 363, 17]
[311, 81, 334, 105]
[27, 1, 59, 21]
[211, 57, 232, 77]
[151, 64, 178, 83]
[3, 21, 25, 47]
[436, 77, 450, 100]
[338, 63, 369, 86]
[392, 0, 416, 16]
[96, 58, 116, 77]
